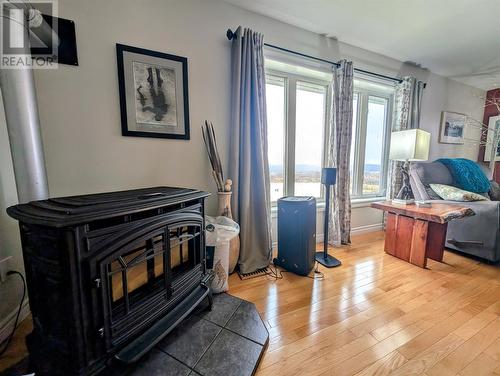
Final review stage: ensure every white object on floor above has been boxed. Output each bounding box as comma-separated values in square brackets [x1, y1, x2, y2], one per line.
[205, 216, 240, 293]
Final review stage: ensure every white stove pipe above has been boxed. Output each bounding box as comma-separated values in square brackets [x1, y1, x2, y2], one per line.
[0, 5, 48, 203]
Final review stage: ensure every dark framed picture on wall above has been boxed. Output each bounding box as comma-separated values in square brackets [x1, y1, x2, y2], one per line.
[116, 44, 190, 139]
[438, 111, 466, 144]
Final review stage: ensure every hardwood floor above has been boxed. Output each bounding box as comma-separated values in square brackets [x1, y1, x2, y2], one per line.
[1, 231, 499, 375]
[0, 313, 31, 372]
[228, 231, 500, 376]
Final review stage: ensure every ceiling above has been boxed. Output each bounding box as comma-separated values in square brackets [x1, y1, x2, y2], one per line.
[223, 0, 500, 90]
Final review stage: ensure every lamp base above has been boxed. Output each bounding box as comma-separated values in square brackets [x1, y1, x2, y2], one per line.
[315, 252, 341, 268]
[392, 198, 415, 205]
[393, 161, 415, 204]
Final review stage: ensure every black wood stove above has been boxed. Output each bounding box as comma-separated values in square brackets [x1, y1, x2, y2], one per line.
[7, 187, 211, 375]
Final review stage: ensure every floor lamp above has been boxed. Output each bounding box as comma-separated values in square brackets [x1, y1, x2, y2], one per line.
[315, 167, 341, 268]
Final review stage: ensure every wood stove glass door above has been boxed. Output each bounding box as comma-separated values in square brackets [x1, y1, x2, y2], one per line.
[168, 222, 203, 280]
[105, 228, 170, 324]
[97, 215, 204, 347]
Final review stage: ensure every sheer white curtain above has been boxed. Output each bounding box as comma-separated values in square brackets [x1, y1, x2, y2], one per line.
[386, 77, 425, 200]
[327, 60, 354, 245]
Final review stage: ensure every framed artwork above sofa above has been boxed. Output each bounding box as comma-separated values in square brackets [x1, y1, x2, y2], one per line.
[439, 111, 466, 144]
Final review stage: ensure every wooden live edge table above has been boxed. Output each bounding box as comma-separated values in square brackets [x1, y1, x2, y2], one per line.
[371, 201, 475, 268]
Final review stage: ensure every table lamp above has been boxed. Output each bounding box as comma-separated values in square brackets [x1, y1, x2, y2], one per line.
[315, 167, 341, 268]
[389, 129, 431, 205]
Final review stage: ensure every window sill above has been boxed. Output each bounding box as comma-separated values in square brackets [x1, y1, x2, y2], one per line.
[351, 196, 386, 208]
[270, 196, 385, 216]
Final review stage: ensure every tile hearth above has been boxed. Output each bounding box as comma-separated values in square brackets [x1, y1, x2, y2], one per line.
[2, 294, 268, 376]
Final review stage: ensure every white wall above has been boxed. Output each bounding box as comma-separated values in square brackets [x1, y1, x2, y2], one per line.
[0, 94, 28, 333]
[0, 0, 485, 324]
[420, 74, 485, 161]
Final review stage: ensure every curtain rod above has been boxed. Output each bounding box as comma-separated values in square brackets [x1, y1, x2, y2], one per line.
[226, 29, 427, 88]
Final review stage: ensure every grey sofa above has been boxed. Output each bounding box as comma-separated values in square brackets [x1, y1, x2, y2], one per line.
[410, 161, 500, 263]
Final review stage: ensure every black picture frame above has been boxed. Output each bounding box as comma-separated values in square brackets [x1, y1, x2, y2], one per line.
[30, 15, 79, 66]
[116, 44, 190, 140]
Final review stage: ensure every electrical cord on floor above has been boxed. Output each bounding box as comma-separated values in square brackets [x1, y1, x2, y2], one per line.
[265, 263, 284, 280]
[307, 262, 325, 280]
[0, 271, 26, 357]
[267, 262, 325, 281]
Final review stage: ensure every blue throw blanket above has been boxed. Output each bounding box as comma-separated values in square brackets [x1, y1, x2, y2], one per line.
[437, 158, 490, 193]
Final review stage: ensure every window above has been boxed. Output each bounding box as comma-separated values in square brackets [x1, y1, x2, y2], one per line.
[266, 76, 286, 202]
[350, 80, 393, 199]
[265, 59, 330, 203]
[266, 56, 394, 204]
[294, 82, 326, 197]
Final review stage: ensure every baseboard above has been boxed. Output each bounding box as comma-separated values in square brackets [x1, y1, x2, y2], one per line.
[272, 222, 383, 247]
[0, 299, 30, 344]
[350, 223, 384, 235]
[315, 223, 382, 242]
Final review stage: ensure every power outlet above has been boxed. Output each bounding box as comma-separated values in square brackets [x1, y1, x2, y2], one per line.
[0, 256, 13, 283]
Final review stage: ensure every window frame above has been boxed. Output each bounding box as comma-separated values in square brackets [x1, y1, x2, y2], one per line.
[265, 68, 332, 204]
[350, 84, 394, 200]
[265, 57, 395, 205]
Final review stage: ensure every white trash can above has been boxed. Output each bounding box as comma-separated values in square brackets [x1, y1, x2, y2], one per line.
[205, 216, 240, 293]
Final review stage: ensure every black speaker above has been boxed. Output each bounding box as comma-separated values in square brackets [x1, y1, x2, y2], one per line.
[274, 196, 316, 276]
[317, 167, 341, 268]
[321, 167, 337, 185]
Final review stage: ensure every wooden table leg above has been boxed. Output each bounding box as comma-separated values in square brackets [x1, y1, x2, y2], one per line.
[384, 213, 426, 267]
[384, 213, 397, 257]
[394, 215, 414, 262]
[383, 212, 439, 268]
[426, 222, 447, 262]
[409, 219, 428, 268]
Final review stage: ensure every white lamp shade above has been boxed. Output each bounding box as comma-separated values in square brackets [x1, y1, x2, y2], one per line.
[389, 129, 430, 161]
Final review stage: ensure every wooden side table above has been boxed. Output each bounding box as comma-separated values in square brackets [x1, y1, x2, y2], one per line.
[371, 201, 474, 268]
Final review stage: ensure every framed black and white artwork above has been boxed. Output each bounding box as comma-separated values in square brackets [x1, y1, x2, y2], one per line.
[438, 111, 466, 144]
[116, 44, 190, 140]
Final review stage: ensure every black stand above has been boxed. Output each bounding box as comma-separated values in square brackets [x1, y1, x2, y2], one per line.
[315, 178, 341, 268]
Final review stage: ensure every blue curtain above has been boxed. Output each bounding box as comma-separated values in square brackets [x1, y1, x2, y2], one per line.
[228, 27, 272, 274]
